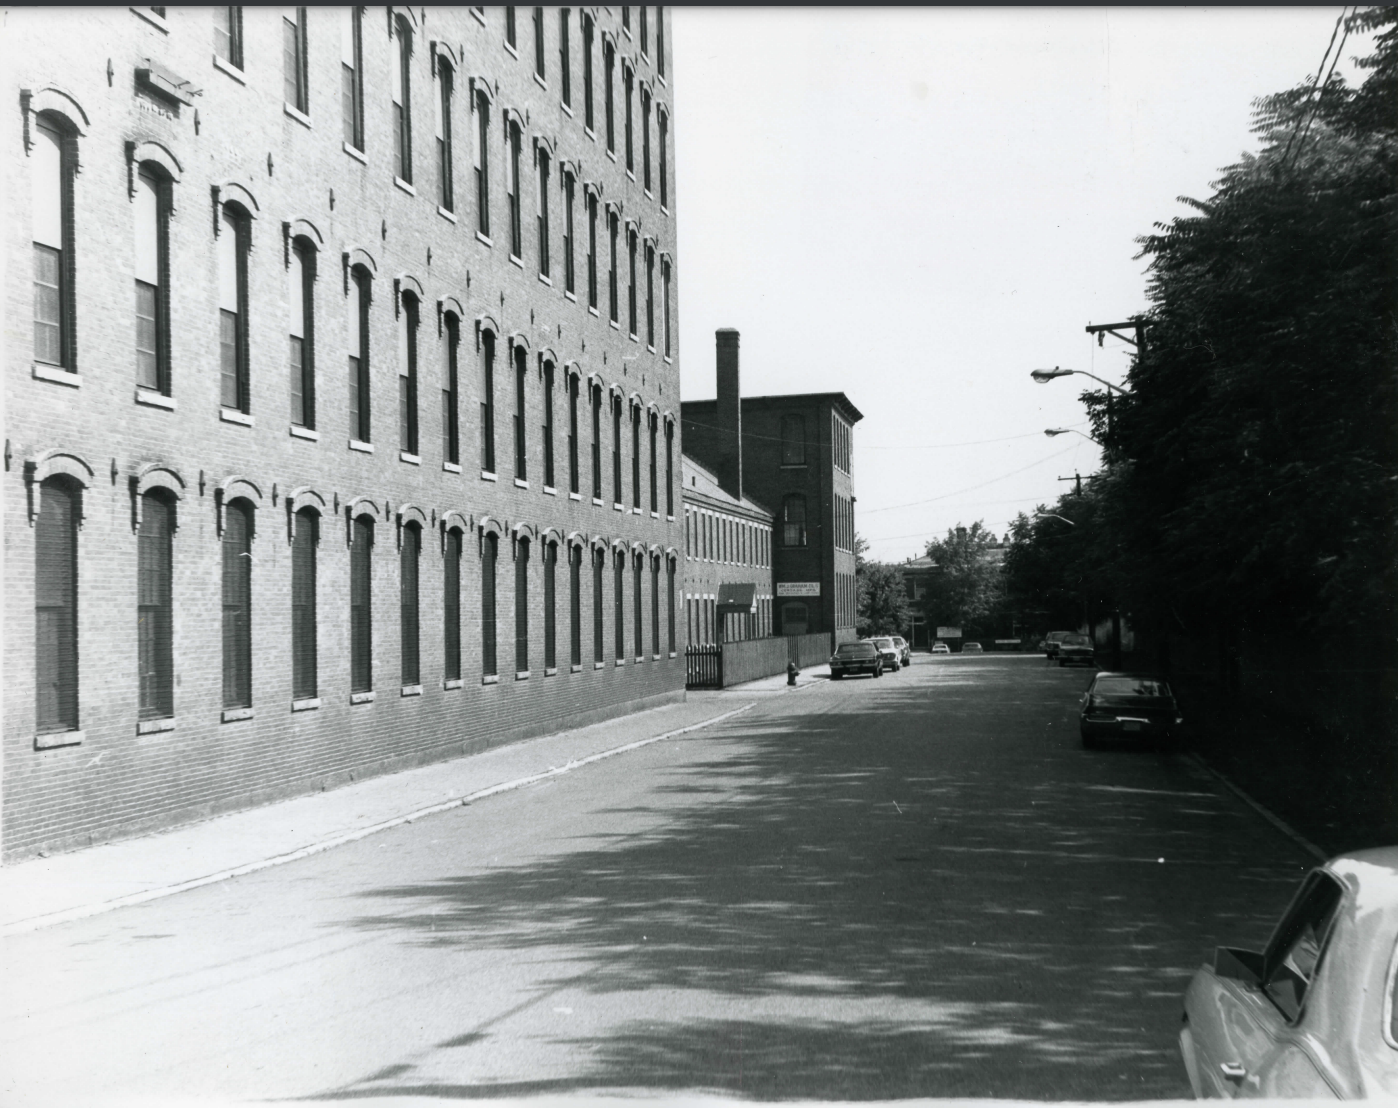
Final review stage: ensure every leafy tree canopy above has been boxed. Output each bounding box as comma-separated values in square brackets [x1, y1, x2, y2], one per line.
[919, 522, 1005, 631]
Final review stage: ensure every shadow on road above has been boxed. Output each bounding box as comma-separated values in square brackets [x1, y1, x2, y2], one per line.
[313, 666, 1312, 1101]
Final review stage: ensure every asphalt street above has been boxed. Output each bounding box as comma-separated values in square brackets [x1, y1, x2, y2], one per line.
[0, 655, 1319, 1103]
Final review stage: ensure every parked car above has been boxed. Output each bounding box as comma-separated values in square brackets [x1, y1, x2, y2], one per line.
[1056, 633, 1095, 667]
[961, 641, 984, 654]
[1180, 846, 1398, 1099]
[891, 636, 912, 666]
[829, 641, 882, 679]
[1078, 673, 1182, 748]
[1040, 631, 1074, 657]
[931, 642, 951, 655]
[871, 637, 900, 672]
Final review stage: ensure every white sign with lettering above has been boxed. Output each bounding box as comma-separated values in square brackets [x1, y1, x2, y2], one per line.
[777, 582, 821, 597]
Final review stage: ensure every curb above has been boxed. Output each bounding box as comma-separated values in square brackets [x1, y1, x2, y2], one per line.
[3, 702, 756, 937]
[1180, 752, 1328, 862]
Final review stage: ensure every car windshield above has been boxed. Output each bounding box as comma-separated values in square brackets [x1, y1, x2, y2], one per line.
[1062, 634, 1090, 646]
[1093, 676, 1170, 697]
[873, 638, 893, 648]
[837, 644, 874, 656]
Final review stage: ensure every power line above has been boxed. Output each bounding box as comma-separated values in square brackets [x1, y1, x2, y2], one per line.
[859, 443, 1080, 515]
[678, 416, 1087, 453]
[1281, 7, 1349, 166]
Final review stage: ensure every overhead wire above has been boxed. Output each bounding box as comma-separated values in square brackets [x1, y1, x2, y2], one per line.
[859, 442, 1081, 515]
[1281, 7, 1350, 166]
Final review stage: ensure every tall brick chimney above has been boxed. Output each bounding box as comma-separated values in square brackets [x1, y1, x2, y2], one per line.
[715, 328, 742, 500]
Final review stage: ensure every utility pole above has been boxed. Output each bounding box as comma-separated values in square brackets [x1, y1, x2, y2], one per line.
[1058, 473, 1083, 495]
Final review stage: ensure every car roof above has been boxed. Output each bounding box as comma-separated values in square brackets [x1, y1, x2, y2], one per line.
[1092, 671, 1169, 682]
[1326, 849, 1398, 911]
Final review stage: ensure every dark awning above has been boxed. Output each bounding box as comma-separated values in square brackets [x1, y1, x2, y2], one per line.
[715, 581, 757, 614]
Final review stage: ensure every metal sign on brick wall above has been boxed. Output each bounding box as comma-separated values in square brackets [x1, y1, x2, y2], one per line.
[777, 582, 821, 597]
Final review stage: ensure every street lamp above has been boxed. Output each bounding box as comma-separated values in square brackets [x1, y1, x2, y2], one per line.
[1044, 428, 1101, 445]
[1033, 511, 1076, 526]
[1030, 366, 1127, 394]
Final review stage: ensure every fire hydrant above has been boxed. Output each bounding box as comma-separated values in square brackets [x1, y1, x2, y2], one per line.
[787, 661, 799, 686]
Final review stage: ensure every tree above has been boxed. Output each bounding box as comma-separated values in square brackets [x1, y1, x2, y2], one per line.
[1077, 7, 1398, 636]
[856, 561, 911, 637]
[919, 522, 1005, 632]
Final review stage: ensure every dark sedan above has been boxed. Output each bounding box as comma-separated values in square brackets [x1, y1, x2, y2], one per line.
[829, 641, 883, 679]
[1056, 632, 1095, 667]
[1079, 672, 1184, 748]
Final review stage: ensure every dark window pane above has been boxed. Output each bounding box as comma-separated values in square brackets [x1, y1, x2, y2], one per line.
[351, 517, 373, 692]
[401, 524, 420, 685]
[136, 280, 159, 389]
[221, 501, 253, 708]
[34, 245, 63, 366]
[220, 309, 239, 408]
[444, 529, 462, 680]
[138, 493, 175, 719]
[482, 533, 498, 676]
[35, 480, 79, 733]
[515, 538, 530, 673]
[292, 509, 317, 700]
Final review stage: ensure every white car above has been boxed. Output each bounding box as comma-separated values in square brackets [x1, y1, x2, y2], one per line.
[1180, 846, 1398, 1098]
[931, 642, 950, 655]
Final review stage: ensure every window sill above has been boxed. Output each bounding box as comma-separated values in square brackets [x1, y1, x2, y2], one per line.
[588, 305, 600, 318]
[481, 470, 497, 482]
[33, 364, 81, 387]
[564, 290, 577, 303]
[660, 204, 670, 217]
[394, 176, 417, 197]
[443, 461, 462, 474]
[220, 408, 254, 427]
[633, 506, 643, 515]
[400, 451, 421, 465]
[560, 101, 573, 117]
[609, 319, 620, 330]
[593, 497, 603, 507]
[401, 684, 423, 697]
[629, 332, 639, 343]
[131, 6, 169, 32]
[476, 230, 493, 248]
[343, 142, 367, 164]
[291, 697, 320, 712]
[635, 656, 645, 664]
[651, 510, 660, 519]
[613, 503, 624, 512]
[515, 670, 530, 681]
[594, 661, 605, 670]
[444, 678, 463, 690]
[664, 355, 673, 365]
[646, 344, 656, 354]
[290, 425, 320, 441]
[437, 205, 457, 223]
[668, 651, 677, 659]
[615, 658, 627, 667]
[538, 272, 553, 287]
[569, 491, 582, 501]
[779, 463, 809, 470]
[545, 666, 558, 676]
[571, 663, 583, 673]
[221, 707, 253, 722]
[350, 691, 376, 704]
[543, 485, 557, 496]
[135, 388, 175, 410]
[508, 253, 525, 270]
[137, 717, 175, 734]
[533, 73, 547, 91]
[644, 188, 653, 201]
[284, 102, 312, 129]
[482, 674, 500, 685]
[504, 42, 519, 59]
[471, 7, 487, 25]
[606, 148, 616, 162]
[652, 653, 662, 661]
[212, 54, 246, 84]
[514, 477, 529, 489]
[34, 729, 83, 750]
[626, 169, 636, 182]
[666, 514, 675, 522]
[584, 127, 596, 142]
[349, 439, 374, 453]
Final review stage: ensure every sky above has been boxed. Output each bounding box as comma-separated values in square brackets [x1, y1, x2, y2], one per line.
[670, 7, 1375, 564]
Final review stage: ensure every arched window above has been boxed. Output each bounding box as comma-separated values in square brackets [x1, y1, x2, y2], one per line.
[662, 256, 672, 356]
[582, 14, 594, 131]
[532, 5, 545, 79]
[665, 418, 674, 515]
[480, 326, 496, 473]
[442, 312, 461, 466]
[222, 499, 254, 709]
[507, 118, 523, 257]
[289, 238, 316, 428]
[291, 507, 318, 701]
[586, 189, 599, 308]
[627, 226, 638, 336]
[651, 553, 660, 657]
[514, 536, 529, 675]
[641, 86, 652, 193]
[567, 372, 580, 494]
[473, 86, 490, 236]
[591, 382, 603, 500]
[399, 289, 420, 456]
[645, 242, 655, 348]
[543, 359, 555, 488]
[666, 555, 676, 654]
[592, 546, 605, 665]
[35, 478, 79, 734]
[348, 264, 372, 443]
[219, 202, 252, 413]
[623, 63, 634, 172]
[658, 107, 669, 209]
[603, 38, 615, 153]
[135, 166, 172, 394]
[435, 55, 454, 211]
[612, 393, 623, 505]
[648, 411, 658, 514]
[391, 13, 413, 183]
[444, 527, 463, 681]
[631, 403, 642, 509]
[513, 341, 528, 480]
[657, 7, 666, 78]
[607, 207, 619, 322]
[543, 540, 557, 670]
[563, 169, 576, 295]
[350, 515, 373, 693]
[536, 144, 550, 277]
[559, 9, 572, 107]
[782, 494, 807, 547]
[401, 522, 421, 686]
[614, 549, 626, 662]
[633, 552, 644, 660]
[569, 544, 582, 667]
[341, 7, 365, 150]
[138, 489, 175, 719]
[481, 531, 498, 677]
[781, 414, 806, 466]
[32, 114, 76, 371]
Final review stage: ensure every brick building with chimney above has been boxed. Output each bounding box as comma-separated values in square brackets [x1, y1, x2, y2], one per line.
[3, 6, 682, 861]
[682, 330, 861, 648]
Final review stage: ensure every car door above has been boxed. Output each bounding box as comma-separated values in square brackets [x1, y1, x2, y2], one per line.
[1186, 872, 1345, 1097]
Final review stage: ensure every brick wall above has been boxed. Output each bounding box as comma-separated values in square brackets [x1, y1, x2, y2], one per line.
[3, 7, 684, 861]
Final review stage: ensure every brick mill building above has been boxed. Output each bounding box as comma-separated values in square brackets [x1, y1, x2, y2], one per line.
[681, 330, 861, 648]
[3, 6, 682, 861]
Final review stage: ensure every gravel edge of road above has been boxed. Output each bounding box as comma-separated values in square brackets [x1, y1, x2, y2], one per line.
[2, 704, 757, 937]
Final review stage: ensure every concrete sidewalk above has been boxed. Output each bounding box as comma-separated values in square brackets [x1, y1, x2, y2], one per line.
[0, 696, 755, 936]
